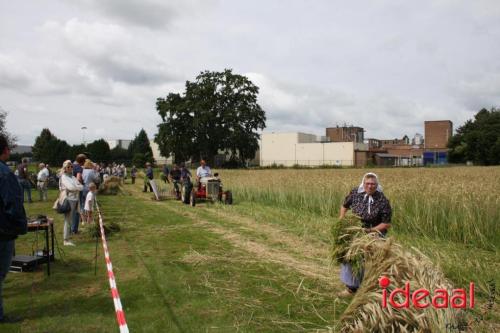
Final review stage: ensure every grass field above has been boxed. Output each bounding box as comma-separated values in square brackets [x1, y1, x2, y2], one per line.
[2, 166, 499, 332]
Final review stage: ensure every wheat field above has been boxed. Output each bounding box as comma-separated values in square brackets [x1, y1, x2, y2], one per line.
[219, 166, 499, 249]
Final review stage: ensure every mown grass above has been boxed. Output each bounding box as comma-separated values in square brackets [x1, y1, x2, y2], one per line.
[5, 183, 346, 332]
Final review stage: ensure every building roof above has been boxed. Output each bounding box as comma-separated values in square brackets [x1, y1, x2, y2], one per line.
[424, 120, 452, 124]
[11, 145, 32, 154]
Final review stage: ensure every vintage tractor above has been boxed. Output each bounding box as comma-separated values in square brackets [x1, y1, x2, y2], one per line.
[180, 174, 232, 206]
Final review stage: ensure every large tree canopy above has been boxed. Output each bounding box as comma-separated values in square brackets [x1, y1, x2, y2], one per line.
[448, 107, 500, 165]
[155, 69, 266, 165]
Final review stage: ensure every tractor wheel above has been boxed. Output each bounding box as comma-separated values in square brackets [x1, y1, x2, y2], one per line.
[190, 190, 196, 207]
[181, 185, 189, 204]
[224, 191, 233, 205]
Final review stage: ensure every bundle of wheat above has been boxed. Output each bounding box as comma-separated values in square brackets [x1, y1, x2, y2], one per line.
[98, 176, 123, 195]
[331, 215, 365, 276]
[331, 217, 468, 332]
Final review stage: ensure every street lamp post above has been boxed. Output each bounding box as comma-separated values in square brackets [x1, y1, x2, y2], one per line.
[81, 126, 87, 146]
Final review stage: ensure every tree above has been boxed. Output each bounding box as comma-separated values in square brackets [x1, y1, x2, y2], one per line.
[32, 128, 54, 162]
[110, 146, 131, 165]
[0, 107, 16, 146]
[69, 144, 87, 160]
[155, 69, 266, 165]
[87, 139, 111, 163]
[128, 129, 154, 165]
[32, 128, 70, 166]
[448, 107, 500, 165]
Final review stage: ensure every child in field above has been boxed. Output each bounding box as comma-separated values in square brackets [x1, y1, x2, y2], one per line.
[84, 182, 97, 224]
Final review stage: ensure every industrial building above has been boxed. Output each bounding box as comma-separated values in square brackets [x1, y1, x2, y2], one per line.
[367, 120, 452, 166]
[259, 132, 368, 167]
[423, 120, 452, 165]
[259, 120, 452, 167]
[106, 139, 132, 150]
[326, 126, 364, 143]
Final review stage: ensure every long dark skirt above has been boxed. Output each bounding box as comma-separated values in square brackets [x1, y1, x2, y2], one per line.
[340, 263, 364, 289]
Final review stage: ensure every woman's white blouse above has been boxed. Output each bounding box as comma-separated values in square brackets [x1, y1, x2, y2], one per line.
[60, 173, 83, 201]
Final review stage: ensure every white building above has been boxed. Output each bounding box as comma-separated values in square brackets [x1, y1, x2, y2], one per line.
[150, 140, 172, 165]
[107, 139, 132, 150]
[260, 132, 368, 167]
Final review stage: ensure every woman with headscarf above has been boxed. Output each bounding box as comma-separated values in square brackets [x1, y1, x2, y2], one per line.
[338, 172, 392, 296]
[58, 160, 83, 246]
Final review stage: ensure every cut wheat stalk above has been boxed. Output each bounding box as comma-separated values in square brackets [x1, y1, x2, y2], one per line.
[331, 215, 469, 332]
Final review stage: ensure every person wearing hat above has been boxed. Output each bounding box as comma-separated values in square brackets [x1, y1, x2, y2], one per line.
[0, 134, 28, 322]
[37, 163, 49, 201]
[143, 162, 154, 192]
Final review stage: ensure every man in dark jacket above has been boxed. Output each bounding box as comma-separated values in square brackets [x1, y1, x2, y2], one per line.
[143, 162, 154, 192]
[0, 134, 27, 322]
[169, 164, 182, 199]
[16, 158, 32, 203]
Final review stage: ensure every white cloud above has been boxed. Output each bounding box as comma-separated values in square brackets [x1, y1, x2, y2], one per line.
[247, 72, 470, 139]
[454, 73, 500, 110]
[0, 54, 33, 90]
[69, 0, 216, 30]
[41, 18, 178, 86]
[2, 1, 500, 145]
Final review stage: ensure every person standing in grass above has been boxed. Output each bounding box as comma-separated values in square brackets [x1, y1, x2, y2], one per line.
[121, 164, 127, 183]
[72, 154, 86, 234]
[0, 134, 27, 323]
[36, 163, 49, 201]
[82, 159, 99, 215]
[59, 160, 83, 245]
[180, 163, 191, 183]
[169, 164, 182, 199]
[338, 172, 392, 297]
[143, 162, 154, 192]
[130, 165, 137, 184]
[16, 158, 32, 203]
[84, 183, 97, 224]
[161, 164, 170, 184]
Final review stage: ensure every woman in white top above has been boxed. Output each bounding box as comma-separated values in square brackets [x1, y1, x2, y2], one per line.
[59, 160, 83, 246]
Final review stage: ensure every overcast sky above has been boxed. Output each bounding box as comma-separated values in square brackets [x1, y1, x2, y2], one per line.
[1, 0, 499, 145]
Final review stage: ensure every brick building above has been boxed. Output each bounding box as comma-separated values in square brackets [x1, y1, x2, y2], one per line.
[423, 120, 453, 165]
[424, 121, 453, 150]
[326, 126, 364, 143]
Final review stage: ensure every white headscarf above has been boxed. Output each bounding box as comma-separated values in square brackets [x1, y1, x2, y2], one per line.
[357, 172, 383, 214]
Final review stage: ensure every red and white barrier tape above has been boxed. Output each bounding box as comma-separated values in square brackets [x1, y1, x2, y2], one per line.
[96, 203, 129, 333]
